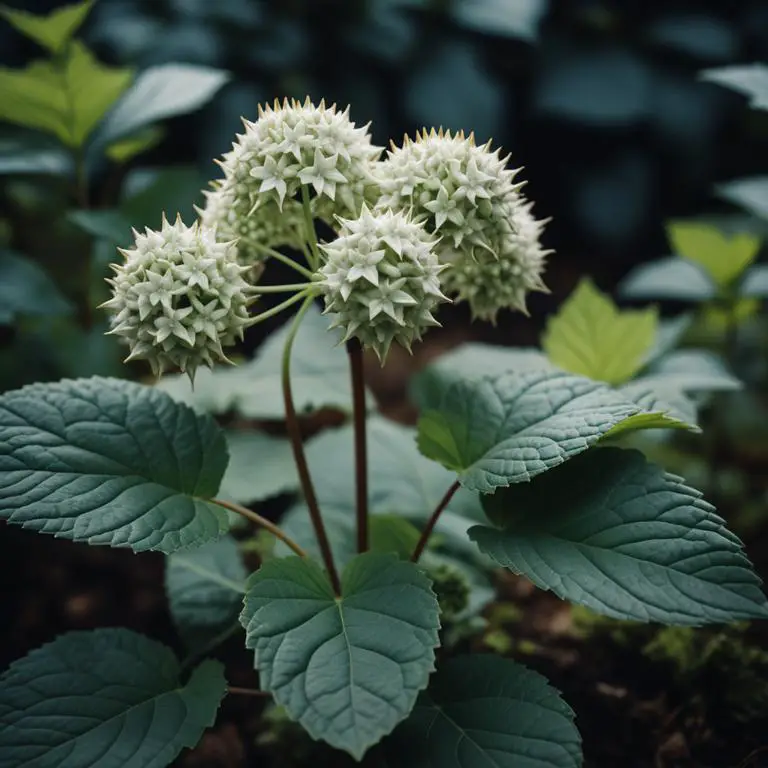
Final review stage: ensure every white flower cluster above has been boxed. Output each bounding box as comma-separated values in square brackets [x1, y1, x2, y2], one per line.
[374, 129, 549, 320]
[102, 216, 252, 380]
[316, 206, 448, 361]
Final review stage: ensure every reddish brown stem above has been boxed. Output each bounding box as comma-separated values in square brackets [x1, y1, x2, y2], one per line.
[411, 481, 461, 562]
[346, 339, 369, 553]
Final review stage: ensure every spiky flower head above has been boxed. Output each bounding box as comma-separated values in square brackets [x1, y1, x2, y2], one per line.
[374, 128, 524, 263]
[316, 206, 449, 362]
[424, 562, 471, 621]
[102, 215, 253, 381]
[197, 178, 305, 271]
[441, 201, 551, 322]
[217, 97, 382, 228]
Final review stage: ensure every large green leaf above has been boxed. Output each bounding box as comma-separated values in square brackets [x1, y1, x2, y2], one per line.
[667, 221, 760, 286]
[0, 0, 94, 53]
[472, 448, 768, 624]
[0, 377, 229, 553]
[0, 628, 226, 768]
[384, 654, 582, 768]
[700, 64, 768, 110]
[617, 256, 716, 301]
[542, 278, 658, 386]
[219, 430, 298, 505]
[240, 553, 440, 759]
[157, 303, 369, 418]
[0, 250, 73, 323]
[166, 535, 246, 649]
[0, 41, 132, 148]
[418, 370, 639, 493]
[97, 64, 230, 146]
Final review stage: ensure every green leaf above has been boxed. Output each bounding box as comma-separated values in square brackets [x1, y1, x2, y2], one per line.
[451, 0, 547, 41]
[156, 303, 370, 418]
[0, 630, 225, 768]
[166, 535, 246, 649]
[219, 429, 298, 505]
[700, 64, 768, 110]
[667, 221, 760, 286]
[370, 515, 422, 558]
[97, 64, 230, 146]
[610, 381, 699, 436]
[384, 654, 582, 768]
[618, 256, 716, 302]
[640, 349, 741, 393]
[68, 208, 133, 245]
[716, 176, 768, 220]
[542, 278, 658, 385]
[106, 125, 164, 163]
[0, 42, 132, 148]
[0, 250, 73, 323]
[0, 377, 229, 553]
[0, 133, 73, 175]
[417, 370, 639, 493]
[240, 553, 440, 759]
[472, 448, 768, 624]
[0, 0, 94, 53]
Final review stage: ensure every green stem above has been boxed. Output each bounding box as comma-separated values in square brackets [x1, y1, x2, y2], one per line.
[248, 243, 315, 279]
[211, 498, 307, 557]
[282, 295, 341, 593]
[301, 185, 322, 270]
[346, 339, 369, 553]
[251, 283, 313, 294]
[246, 289, 313, 326]
[411, 480, 461, 563]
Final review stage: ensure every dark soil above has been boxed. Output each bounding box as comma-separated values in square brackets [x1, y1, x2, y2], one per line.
[2, 326, 768, 768]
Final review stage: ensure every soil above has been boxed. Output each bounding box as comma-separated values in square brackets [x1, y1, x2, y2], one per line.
[2, 320, 768, 768]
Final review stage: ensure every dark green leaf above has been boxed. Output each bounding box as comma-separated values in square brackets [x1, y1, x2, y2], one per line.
[700, 64, 768, 110]
[0, 377, 229, 553]
[473, 448, 768, 624]
[384, 654, 582, 768]
[618, 256, 716, 301]
[451, 0, 547, 41]
[0, 0, 94, 53]
[240, 553, 440, 759]
[166, 535, 246, 649]
[0, 135, 72, 175]
[97, 64, 230, 146]
[0, 628, 226, 768]
[418, 370, 639, 492]
[68, 209, 133, 245]
[106, 125, 164, 163]
[0, 250, 73, 323]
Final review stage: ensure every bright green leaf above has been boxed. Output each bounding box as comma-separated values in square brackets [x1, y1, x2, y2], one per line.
[417, 370, 639, 493]
[618, 256, 716, 302]
[0, 0, 94, 53]
[0, 249, 73, 323]
[606, 381, 700, 437]
[166, 535, 246, 650]
[542, 278, 658, 385]
[700, 64, 768, 110]
[0, 377, 229, 553]
[97, 64, 230, 146]
[219, 429, 298, 505]
[384, 654, 582, 768]
[0, 628, 226, 768]
[240, 553, 440, 759]
[667, 221, 760, 286]
[106, 125, 164, 163]
[473, 448, 768, 624]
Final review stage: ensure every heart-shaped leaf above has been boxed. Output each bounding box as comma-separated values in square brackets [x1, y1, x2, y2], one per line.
[383, 654, 582, 768]
[472, 448, 768, 624]
[0, 377, 229, 553]
[0, 628, 226, 768]
[240, 553, 440, 759]
[417, 370, 639, 492]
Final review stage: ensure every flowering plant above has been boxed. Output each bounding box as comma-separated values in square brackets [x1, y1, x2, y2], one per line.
[1, 96, 766, 768]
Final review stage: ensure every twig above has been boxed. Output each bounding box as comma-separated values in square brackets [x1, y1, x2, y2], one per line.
[411, 481, 461, 562]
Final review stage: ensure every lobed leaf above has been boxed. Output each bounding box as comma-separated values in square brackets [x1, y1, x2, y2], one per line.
[0, 377, 229, 553]
[0, 628, 226, 768]
[240, 553, 441, 759]
[472, 448, 768, 624]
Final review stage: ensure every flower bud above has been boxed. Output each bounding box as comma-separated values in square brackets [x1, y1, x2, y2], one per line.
[316, 206, 449, 362]
[101, 215, 253, 381]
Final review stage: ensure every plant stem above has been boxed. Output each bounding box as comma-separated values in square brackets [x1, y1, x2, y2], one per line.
[75, 150, 89, 209]
[411, 480, 461, 563]
[248, 243, 315, 279]
[346, 339, 369, 553]
[301, 185, 322, 270]
[211, 498, 307, 557]
[180, 621, 241, 672]
[251, 283, 313, 294]
[227, 686, 271, 697]
[282, 295, 341, 593]
[246, 289, 312, 326]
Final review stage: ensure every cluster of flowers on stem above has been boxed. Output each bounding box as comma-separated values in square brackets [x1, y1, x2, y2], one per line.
[103, 98, 551, 379]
